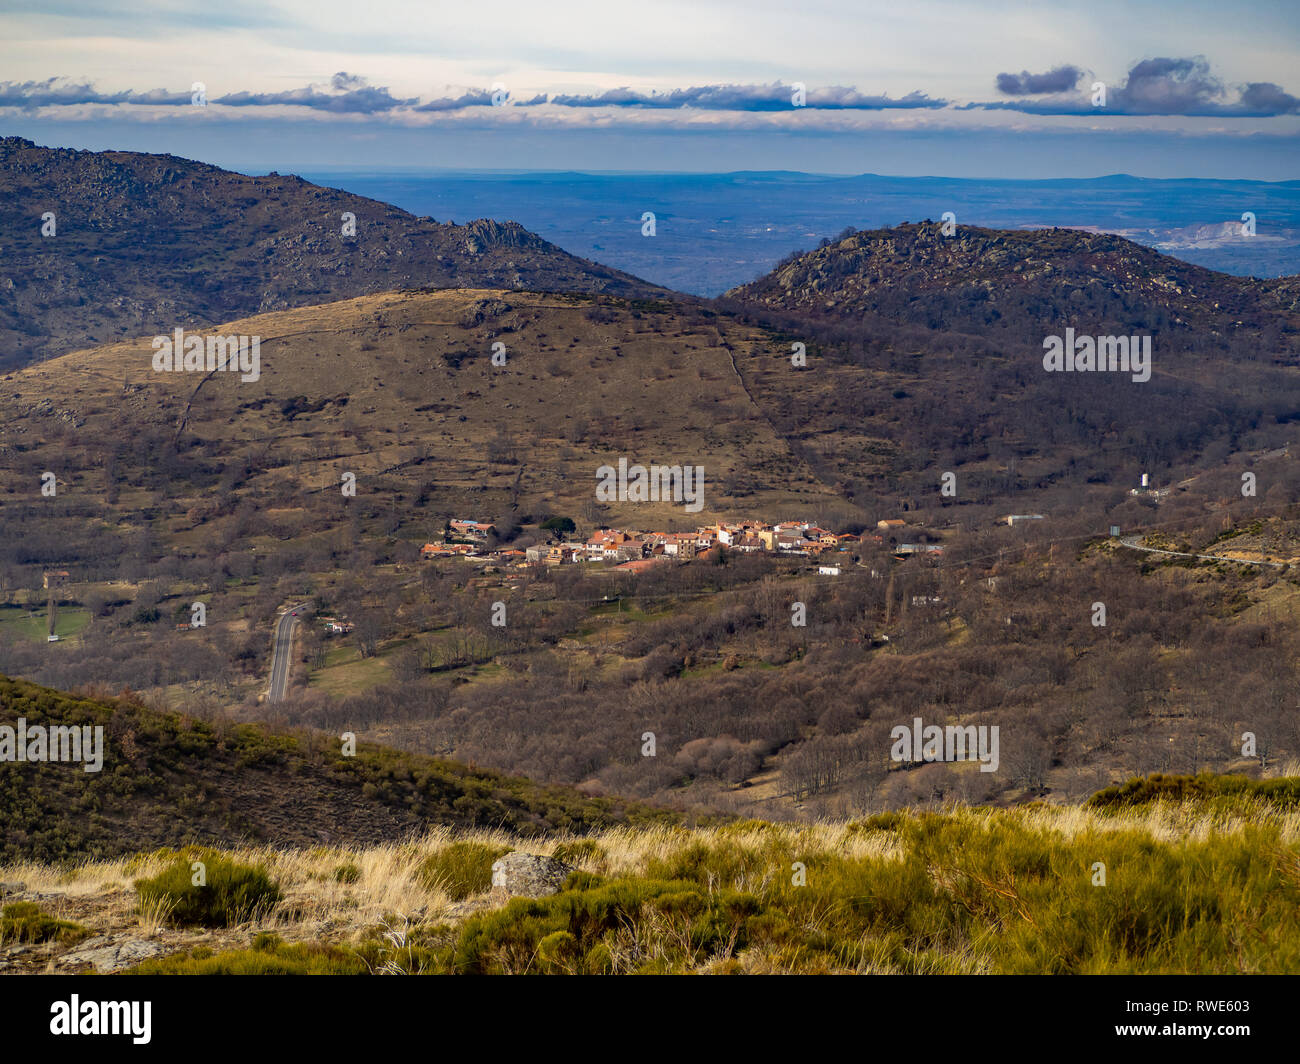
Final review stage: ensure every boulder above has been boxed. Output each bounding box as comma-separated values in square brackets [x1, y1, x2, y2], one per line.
[489, 852, 571, 900]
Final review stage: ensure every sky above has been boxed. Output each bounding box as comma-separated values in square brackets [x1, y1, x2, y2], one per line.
[1, 0, 1298, 178]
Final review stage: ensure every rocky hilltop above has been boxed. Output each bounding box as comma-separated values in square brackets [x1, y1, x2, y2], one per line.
[725, 221, 1299, 349]
[0, 137, 665, 370]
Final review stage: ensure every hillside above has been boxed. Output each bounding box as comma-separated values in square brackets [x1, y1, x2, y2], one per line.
[0, 673, 680, 865]
[718, 223, 1300, 510]
[5, 226, 1297, 567]
[1, 239, 1299, 823]
[725, 221, 1300, 343]
[4, 248, 1298, 567]
[0, 287, 847, 547]
[0, 137, 666, 371]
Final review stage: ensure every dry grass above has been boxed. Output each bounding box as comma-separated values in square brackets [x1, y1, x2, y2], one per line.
[5, 798, 1297, 974]
[5, 802, 1290, 938]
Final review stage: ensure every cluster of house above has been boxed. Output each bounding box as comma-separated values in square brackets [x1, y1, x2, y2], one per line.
[420, 519, 507, 560]
[419, 517, 946, 569]
[320, 616, 355, 635]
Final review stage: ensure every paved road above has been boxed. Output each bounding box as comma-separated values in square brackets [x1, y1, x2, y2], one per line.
[267, 602, 310, 703]
[1118, 535, 1287, 569]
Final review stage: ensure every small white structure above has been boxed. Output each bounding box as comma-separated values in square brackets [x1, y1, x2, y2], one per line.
[818, 565, 841, 576]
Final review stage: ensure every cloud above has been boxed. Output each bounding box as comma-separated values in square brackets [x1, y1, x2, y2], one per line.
[0, 78, 189, 108]
[972, 56, 1300, 116]
[411, 89, 492, 111]
[0, 72, 415, 114]
[996, 66, 1084, 96]
[1116, 56, 1224, 114]
[1232, 81, 1300, 117]
[411, 89, 546, 111]
[2, 64, 1294, 126]
[0, 75, 946, 116]
[547, 82, 946, 110]
[216, 72, 415, 113]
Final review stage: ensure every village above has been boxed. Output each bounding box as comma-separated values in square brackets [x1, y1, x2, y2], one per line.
[417, 516, 959, 574]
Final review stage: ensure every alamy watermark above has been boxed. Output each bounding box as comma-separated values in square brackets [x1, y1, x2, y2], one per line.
[50, 996, 150, 1044]
[152, 328, 261, 382]
[1042, 328, 1150, 383]
[595, 457, 704, 513]
[890, 716, 999, 773]
[0, 718, 104, 772]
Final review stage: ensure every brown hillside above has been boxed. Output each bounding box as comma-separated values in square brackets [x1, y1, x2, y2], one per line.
[0, 288, 847, 542]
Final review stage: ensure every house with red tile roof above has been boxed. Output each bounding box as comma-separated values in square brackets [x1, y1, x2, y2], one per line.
[449, 519, 496, 540]
[586, 528, 636, 561]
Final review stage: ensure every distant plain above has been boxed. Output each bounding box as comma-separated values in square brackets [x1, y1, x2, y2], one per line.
[304, 170, 1300, 294]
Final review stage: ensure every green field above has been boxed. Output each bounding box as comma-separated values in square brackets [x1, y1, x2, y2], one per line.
[0, 605, 91, 643]
[308, 649, 394, 695]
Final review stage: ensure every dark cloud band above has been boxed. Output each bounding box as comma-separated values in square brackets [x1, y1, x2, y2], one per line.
[982, 56, 1299, 116]
[1, 61, 1295, 118]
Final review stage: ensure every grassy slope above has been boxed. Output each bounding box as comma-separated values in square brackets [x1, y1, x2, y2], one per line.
[0, 673, 687, 865]
[0, 288, 840, 530]
[3, 777, 1298, 974]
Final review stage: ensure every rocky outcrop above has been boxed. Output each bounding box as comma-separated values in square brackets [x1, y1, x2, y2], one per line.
[724, 221, 1291, 346]
[59, 935, 171, 973]
[489, 852, 572, 900]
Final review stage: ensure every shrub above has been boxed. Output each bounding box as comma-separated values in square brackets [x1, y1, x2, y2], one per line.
[451, 877, 764, 974]
[551, 839, 607, 870]
[848, 810, 909, 834]
[126, 941, 367, 975]
[584, 942, 615, 975]
[1087, 773, 1300, 811]
[334, 863, 361, 884]
[134, 848, 281, 927]
[0, 902, 88, 945]
[537, 930, 581, 974]
[417, 841, 511, 900]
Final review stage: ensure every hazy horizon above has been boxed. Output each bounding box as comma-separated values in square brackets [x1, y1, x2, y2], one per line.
[294, 167, 1300, 293]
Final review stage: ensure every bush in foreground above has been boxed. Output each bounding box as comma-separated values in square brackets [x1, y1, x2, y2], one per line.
[0, 902, 88, 945]
[416, 841, 511, 901]
[134, 848, 281, 927]
[106, 788, 1300, 975]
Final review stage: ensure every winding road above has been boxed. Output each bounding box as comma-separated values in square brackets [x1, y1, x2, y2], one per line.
[267, 602, 310, 703]
[1118, 535, 1288, 570]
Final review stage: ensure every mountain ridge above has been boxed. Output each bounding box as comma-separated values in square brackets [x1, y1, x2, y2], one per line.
[0, 137, 668, 371]
[725, 220, 1300, 335]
